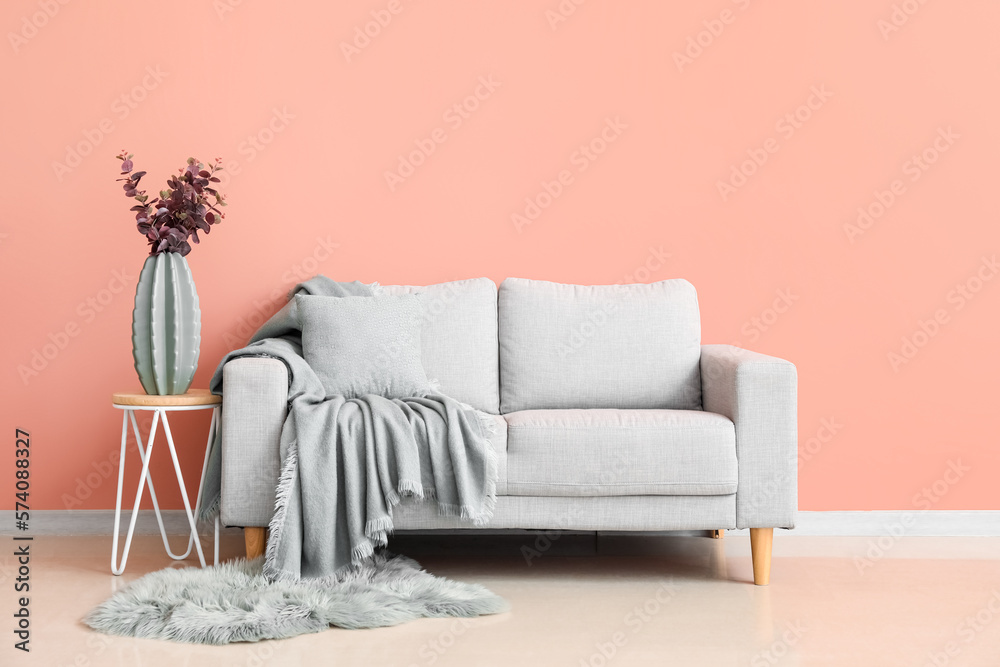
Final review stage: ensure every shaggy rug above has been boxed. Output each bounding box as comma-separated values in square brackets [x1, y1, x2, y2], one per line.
[85, 552, 508, 644]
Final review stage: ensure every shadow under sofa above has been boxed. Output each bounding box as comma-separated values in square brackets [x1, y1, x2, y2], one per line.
[219, 277, 797, 585]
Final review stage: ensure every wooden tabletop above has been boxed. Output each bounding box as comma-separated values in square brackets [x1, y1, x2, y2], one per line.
[112, 388, 221, 407]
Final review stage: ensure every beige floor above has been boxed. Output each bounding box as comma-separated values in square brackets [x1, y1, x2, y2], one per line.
[2, 532, 999, 666]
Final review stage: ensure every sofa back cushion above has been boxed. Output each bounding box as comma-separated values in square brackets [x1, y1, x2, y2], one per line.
[381, 278, 500, 413]
[498, 278, 702, 412]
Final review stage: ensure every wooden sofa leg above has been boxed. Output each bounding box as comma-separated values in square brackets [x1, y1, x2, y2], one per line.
[749, 528, 773, 586]
[245, 527, 268, 560]
[711, 529, 725, 539]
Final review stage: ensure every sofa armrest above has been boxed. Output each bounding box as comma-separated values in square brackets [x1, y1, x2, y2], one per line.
[220, 357, 287, 527]
[700, 345, 797, 529]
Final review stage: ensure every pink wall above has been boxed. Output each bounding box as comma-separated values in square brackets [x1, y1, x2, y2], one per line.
[2, 1, 998, 513]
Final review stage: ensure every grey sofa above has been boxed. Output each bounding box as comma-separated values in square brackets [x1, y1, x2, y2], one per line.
[220, 277, 797, 585]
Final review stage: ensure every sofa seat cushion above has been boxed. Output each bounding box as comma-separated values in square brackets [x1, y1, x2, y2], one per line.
[504, 409, 737, 496]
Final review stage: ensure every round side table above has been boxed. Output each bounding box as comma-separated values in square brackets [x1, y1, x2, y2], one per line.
[110, 389, 221, 575]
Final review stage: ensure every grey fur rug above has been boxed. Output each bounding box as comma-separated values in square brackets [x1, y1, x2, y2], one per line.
[85, 552, 508, 644]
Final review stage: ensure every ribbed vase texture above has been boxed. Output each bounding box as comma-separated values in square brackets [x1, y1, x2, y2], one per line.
[131, 252, 201, 395]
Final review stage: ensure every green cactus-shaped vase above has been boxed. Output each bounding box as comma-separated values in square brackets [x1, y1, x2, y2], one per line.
[131, 252, 201, 395]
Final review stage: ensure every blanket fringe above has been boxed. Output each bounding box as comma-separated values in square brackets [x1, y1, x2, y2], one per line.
[444, 410, 499, 526]
[364, 516, 394, 536]
[400, 411, 498, 525]
[265, 407, 500, 582]
[351, 541, 375, 563]
[262, 441, 299, 583]
[198, 494, 221, 523]
[397, 479, 425, 499]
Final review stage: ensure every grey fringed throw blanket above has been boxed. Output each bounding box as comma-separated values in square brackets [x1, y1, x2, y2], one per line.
[198, 277, 498, 581]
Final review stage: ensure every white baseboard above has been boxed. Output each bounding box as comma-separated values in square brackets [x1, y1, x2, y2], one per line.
[1, 510, 998, 537]
[731, 510, 1000, 537]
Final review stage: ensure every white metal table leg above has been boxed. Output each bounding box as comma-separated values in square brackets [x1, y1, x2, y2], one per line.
[160, 410, 207, 568]
[197, 408, 221, 566]
[125, 407, 220, 565]
[127, 410, 194, 560]
[111, 403, 220, 574]
[110, 411, 130, 575]
[111, 409, 160, 576]
[182, 406, 220, 566]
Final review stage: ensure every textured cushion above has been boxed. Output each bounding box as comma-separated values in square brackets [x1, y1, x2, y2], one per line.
[504, 409, 737, 496]
[296, 293, 431, 398]
[381, 278, 499, 413]
[498, 278, 702, 412]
